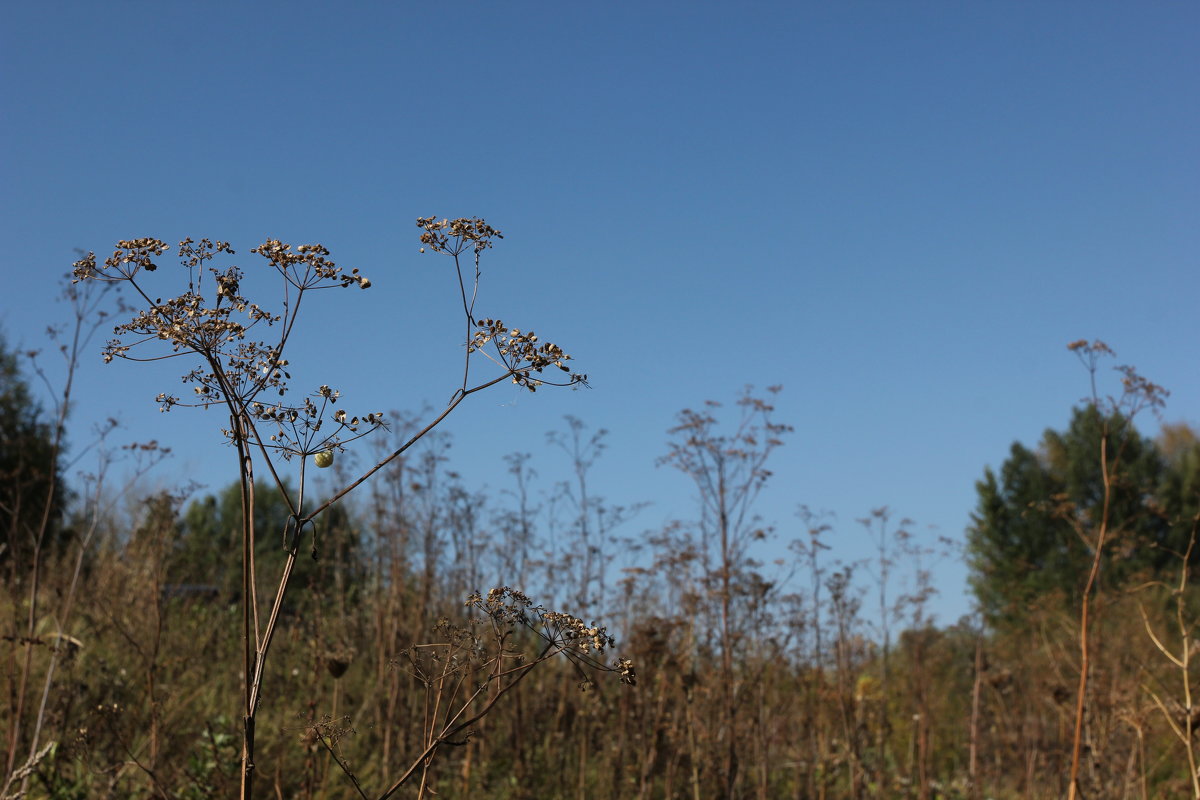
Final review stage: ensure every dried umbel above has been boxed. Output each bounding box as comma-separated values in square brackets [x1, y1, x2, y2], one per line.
[72, 237, 386, 460]
[466, 587, 636, 686]
[70, 223, 588, 468]
[69, 222, 603, 798]
[470, 320, 577, 391]
[415, 216, 589, 392]
[416, 216, 502, 256]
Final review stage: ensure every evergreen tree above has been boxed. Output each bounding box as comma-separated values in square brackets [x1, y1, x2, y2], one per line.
[967, 405, 1179, 625]
[171, 479, 361, 597]
[1155, 422, 1200, 553]
[0, 337, 66, 581]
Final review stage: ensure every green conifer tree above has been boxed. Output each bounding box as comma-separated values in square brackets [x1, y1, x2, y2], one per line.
[0, 337, 66, 581]
[968, 405, 1178, 626]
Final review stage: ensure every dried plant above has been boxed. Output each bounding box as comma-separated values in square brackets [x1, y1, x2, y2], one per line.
[658, 385, 792, 798]
[68, 219, 609, 799]
[1063, 339, 1169, 800]
[349, 588, 634, 800]
[1137, 522, 1200, 797]
[1, 273, 123, 800]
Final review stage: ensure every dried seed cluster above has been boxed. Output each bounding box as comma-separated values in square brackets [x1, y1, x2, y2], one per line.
[466, 587, 636, 686]
[72, 237, 383, 458]
[416, 216, 503, 256]
[470, 320, 581, 391]
[70, 221, 587, 465]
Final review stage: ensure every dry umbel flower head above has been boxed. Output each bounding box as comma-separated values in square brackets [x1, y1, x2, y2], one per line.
[466, 587, 636, 686]
[72, 237, 385, 459]
[416, 216, 503, 256]
[415, 216, 588, 391]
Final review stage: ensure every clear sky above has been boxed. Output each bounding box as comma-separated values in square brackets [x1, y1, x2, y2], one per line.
[3, 1, 1197, 626]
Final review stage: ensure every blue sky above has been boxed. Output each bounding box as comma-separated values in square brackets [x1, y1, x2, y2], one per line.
[3, 1, 1197, 626]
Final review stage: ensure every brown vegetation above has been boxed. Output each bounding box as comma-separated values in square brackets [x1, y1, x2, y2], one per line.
[1, 227, 1197, 799]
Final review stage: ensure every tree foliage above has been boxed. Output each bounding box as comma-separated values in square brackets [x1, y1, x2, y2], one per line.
[968, 405, 1196, 625]
[171, 480, 360, 598]
[0, 337, 66, 580]
[1155, 422, 1200, 550]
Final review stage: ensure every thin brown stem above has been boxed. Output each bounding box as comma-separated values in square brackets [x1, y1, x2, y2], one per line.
[1067, 435, 1111, 800]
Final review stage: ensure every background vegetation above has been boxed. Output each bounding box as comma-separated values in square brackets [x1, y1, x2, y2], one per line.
[2, 275, 1197, 799]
